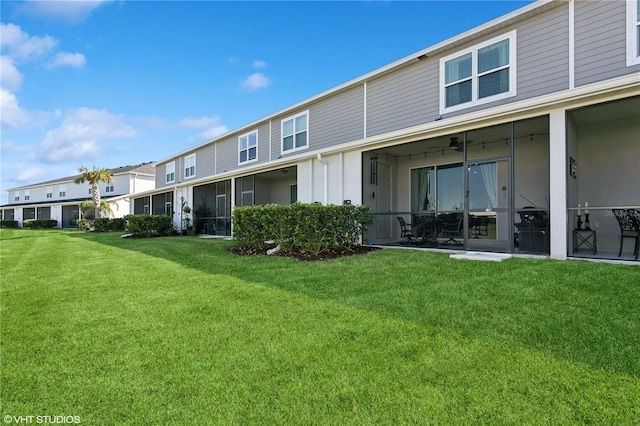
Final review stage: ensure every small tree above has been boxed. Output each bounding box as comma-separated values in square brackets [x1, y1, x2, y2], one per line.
[74, 166, 114, 219]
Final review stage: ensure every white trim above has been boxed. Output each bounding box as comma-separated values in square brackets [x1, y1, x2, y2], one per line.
[165, 161, 176, 184]
[363, 82, 367, 139]
[439, 31, 517, 115]
[184, 154, 196, 179]
[627, 0, 640, 66]
[568, 0, 575, 89]
[268, 120, 272, 162]
[281, 110, 309, 155]
[238, 129, 259, 165]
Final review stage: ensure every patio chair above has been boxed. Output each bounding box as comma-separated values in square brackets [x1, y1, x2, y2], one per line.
[397, 216, 414, 244]
[439, 212, 463, 245]
[613, 209, 639, 260]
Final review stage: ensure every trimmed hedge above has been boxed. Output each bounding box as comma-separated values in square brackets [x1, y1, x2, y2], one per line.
[233, 203, 372, 255]
[0, 220, 19, 228]
[93, 218, 126, 232]
[125, 214, 173, 238]
[22, 219, 58, 229]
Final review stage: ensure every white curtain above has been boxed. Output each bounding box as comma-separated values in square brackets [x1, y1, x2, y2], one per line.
[480, 163, 497, 208]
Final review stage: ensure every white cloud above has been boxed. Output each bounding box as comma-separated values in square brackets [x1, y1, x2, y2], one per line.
[38, 107, 137, 163]
[15, 166, 48, 183]
[196, 126, 229, 141]
[252, 60, 267, 69]
[1, 140, 33, 154]
[179, 115, 224, 130]
[0, 56, 24, 92]
[48, 52, 86, 69]
[179, 115, 228, 142]
[0, 23, 58, 63]
[240, 73, 270, 92]
[0, 88, 30, 128]
[13, 0, 112, 25]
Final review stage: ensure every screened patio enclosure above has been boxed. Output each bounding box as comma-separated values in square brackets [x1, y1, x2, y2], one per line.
[363, 115, 550, 254]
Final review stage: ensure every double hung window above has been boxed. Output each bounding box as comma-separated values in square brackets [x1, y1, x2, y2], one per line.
[440, 31, 516, 113]
[105, 183, 115, 193]
[24, 190, 30, 201]
[46, 187, 53, 198]
[281, 111, 308, 154]
[166, 162, 175, 183]
[59, 185, 66, 197]
[184, 154, 196, 179]
[239, 131, 258, 164]
[627, 0, 640, 66]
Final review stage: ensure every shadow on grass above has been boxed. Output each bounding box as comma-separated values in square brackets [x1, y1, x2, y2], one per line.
[67, 231, 640, 378]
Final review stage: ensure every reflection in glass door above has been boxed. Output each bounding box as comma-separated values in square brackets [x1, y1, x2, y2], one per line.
[466, 159, 511, 252]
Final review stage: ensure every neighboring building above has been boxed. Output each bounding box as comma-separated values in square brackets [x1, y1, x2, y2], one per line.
[1, 163, 156, 228]
[137, 0, 638, 262]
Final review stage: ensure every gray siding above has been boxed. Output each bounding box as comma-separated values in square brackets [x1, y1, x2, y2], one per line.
[575, 0, 639, 86]
[215, 136, 237, 174]
[366, 61, 438, 137]
[308, 85, 364, 150]
[195, 144, 216, 179]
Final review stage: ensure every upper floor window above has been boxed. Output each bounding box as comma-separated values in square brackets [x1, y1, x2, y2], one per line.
[239, 130, 258, 164]
[627, 0, 640, 66]
[14, 192, 20, 202]
[184, 154, 196, 179]
[59, 185, 66, 197]
[24, 190, 30, 201]
[105, 183, 115, 193]
[46, 187, 53, 198]
[440, 31, 516, 114]
[281, 111, 308, 154]
[166, 162, 175, 183]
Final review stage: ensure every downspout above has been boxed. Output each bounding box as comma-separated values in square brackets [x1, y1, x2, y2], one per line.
[316, 153, 328, 205]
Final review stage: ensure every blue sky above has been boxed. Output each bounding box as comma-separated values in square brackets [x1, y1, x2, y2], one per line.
[0, 0, 532, 204]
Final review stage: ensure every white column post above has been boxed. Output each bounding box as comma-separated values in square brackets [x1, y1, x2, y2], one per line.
[549, 109, 568, 260]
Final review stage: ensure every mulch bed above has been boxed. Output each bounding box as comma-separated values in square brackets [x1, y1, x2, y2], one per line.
[228, 243, 381, 261]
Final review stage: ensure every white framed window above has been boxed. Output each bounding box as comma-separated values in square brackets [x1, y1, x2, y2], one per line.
[105, 183, 115, 193]
[59, 185, 66, 197]
[238, 130, 258, 164]
[627, 0, 640, 66]
[46, 187, 53, 198]
[14, 191, 20, 202]
[184, 154, 196, 179]
[88, 187, 92, 195]
[440, 31, 517, 114]
[24, 190, 30, 201]
[166, 161, 176, 183]
[281, 111, 308, 154]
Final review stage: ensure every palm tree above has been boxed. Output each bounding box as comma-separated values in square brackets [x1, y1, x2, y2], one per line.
[79, 199, 117, 219]
[74, 166, 114, 219]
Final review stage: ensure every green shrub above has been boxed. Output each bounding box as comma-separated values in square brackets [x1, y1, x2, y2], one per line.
[93, 218, 127, 232]
[0, 220, 19, 228]
[125, 214, 173, 237]
[76, 219, 93, 231]
[233, 203, 372, 255]
[23, 219, 58, 229]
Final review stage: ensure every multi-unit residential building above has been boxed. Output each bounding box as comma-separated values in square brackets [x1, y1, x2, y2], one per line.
[4, 0, 638, 264]
[133, 0, 639, 262]
[1, 163, 155, 227]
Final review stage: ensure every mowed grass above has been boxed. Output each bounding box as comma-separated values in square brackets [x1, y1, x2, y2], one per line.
[1, 229, 639, 425]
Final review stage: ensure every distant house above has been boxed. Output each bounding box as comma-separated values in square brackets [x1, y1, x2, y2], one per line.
[136, 0, 638, 261]
[1, 163, 156, 228]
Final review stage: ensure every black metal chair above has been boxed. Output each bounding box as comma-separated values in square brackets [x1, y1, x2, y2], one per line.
[439, 212, 463, 245]
[613, 209, 639, 260]
[397, 216, 414, 244]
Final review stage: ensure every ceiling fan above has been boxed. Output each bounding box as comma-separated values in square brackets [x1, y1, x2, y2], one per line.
[449, 137, 464, 152]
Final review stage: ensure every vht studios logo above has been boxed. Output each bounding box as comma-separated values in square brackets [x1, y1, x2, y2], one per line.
[4, 416, 81, 424]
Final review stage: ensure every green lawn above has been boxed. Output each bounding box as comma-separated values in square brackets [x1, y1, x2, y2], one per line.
[1, 228, 639, 425]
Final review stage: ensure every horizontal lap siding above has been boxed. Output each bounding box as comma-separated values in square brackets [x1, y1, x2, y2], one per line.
[195, 144, 216, 178]
[155, 160, 176, 189]
[366, 61, 438, 137]
[309, 85, 364, 151]
[215, 136, 237, 175]
[575, 0, 637, 86]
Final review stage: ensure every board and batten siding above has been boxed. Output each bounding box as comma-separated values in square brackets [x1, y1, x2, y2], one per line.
[366, 60, 439, 138]
[574, 0, 639, 87]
